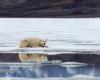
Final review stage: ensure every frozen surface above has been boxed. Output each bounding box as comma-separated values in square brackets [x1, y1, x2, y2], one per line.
[0, 18, 100, 48]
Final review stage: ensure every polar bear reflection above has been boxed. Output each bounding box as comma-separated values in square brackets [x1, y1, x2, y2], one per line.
[19, 37, 48, 62]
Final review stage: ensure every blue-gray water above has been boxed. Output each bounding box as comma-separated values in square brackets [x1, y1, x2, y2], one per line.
[0, 18, 100, 80]
[0, 64, 100, 80]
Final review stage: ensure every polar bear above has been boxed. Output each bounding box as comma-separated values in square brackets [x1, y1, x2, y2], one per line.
[19, 37, 48, 62]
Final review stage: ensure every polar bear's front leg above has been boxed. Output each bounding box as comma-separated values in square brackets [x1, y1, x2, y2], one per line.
[19, 39, 29, 48]
[19, 39, 30, 62]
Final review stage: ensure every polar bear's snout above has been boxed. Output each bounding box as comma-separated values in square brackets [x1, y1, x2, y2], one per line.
[39, 39, 48, 47]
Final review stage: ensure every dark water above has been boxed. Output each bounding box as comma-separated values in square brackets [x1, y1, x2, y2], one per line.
[0, 0, 100, 17]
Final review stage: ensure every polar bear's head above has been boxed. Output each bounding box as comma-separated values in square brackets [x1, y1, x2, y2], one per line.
[38, 39, 47, 47]
[29, 37, 47, 47]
